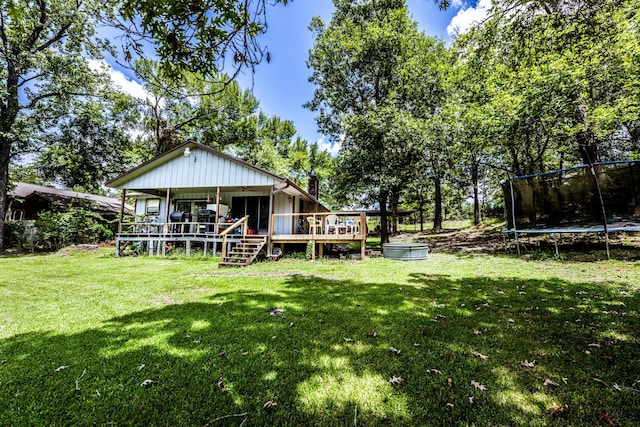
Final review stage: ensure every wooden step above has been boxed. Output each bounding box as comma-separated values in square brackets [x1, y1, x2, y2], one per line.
[219, 236, 267, 268]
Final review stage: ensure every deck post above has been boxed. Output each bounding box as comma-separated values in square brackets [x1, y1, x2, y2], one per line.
[118, 190, 126, 234]
[267, 186, 275, 257]
[164, 188, 171, 234]
[361, 212, 366, 259]
[215, 186, 221, 234]
[115, 239, 120, 257]
[186, 240, 191, 256]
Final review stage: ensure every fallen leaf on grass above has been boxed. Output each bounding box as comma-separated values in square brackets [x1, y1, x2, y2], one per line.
[390, 347, 401, 355]
[471, 351, 489, 361]
[447, 377, 454, 388]
[551, 403, 567, 416]
[589, 342, 601, 348]
[268, 308, 285, 316]
[543, 378, 560, 387]
[140, 379, 155, 387]
[263, 400, 277, 409]
[389, 376, 404, 385]
[468, 396, 474, 404]
[446, 402, 454, 408]
[218, 351, 226, 357]
[599, 413, 616, 426]
[520, 360, 536, 368]
[343, 337, 354, 343]
[55, 365, 69, 372]
[137, 364, 146, 371]
[367, 331, 377, 337]
[473, 330, 481, 335]
[242, 351, 250, 355]
[426, 369, 442, 375]
[471, 380, 487, 391]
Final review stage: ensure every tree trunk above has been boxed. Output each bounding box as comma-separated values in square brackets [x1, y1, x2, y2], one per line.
[419, 199, 425, 233]
[390, 190, 399, 235]
[471, 160, 480, 226]
[432, 173, 443, 231]
[573, 97, 598, 164]
[1, 63, 20, 252]
[379, 190, 390, 244]
[0, 139, 11, 252]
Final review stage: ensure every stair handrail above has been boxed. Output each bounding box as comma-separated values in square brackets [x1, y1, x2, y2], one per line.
[220, 215, 250, 260]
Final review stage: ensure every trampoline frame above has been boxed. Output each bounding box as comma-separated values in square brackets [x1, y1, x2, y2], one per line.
[501, 160, 640, 258]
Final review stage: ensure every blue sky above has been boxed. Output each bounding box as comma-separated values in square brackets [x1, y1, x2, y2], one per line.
[102, 1, 490, 154]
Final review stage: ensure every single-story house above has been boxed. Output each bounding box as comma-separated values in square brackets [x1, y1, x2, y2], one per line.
[6, 182, 130, 222]
[106, 141, 367, 265]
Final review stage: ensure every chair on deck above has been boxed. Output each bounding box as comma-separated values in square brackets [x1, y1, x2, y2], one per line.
[325, 214, 339, 234]
[307, 216, 322, 234]
[345, 218, 358, 234]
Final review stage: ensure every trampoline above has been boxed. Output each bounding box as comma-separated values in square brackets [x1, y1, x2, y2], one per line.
[501, 160, 640, 257]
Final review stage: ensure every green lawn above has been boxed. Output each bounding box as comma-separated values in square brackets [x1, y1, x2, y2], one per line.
[1, 248, 638, 426]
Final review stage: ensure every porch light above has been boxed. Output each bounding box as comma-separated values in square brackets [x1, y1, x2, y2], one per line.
[183, 147, 191, 157]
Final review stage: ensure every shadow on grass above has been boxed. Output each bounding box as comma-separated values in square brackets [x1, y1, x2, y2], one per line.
[0, 273, 638, 426]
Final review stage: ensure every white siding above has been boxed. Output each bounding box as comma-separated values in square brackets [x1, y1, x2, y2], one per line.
[273, 192, 294, 234]
[121, 147, 279, 190]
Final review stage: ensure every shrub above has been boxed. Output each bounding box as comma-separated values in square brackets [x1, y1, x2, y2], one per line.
[34, 200, 113, 251]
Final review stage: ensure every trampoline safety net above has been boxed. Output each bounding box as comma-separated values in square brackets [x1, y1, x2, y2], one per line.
[501, 161, 640, 230]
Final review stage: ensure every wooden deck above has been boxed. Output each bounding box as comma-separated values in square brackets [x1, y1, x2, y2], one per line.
[115, 211, 367, 260]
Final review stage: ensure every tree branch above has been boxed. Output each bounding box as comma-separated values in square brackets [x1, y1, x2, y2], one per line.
[24, 0, 48, 50]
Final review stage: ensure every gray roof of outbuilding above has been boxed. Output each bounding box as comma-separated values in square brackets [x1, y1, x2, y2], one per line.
[9, 182, 132, 214]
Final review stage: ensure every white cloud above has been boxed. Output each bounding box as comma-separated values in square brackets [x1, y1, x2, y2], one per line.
[447, 0, 492, 38]
[87, 59, 150, 100]
[316, 135, 341, 157]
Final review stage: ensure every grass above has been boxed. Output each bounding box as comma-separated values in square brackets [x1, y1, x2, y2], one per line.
[0, 247, 639, 426]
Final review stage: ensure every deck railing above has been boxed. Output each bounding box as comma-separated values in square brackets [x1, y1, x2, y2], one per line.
[270, 212, 367, 237]
[117, 220, 238, 236]
[219, 215, 250, 261]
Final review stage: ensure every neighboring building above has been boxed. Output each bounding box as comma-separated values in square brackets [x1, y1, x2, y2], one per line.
[106, 141, 366, 264]
[6, 182, 130, 222]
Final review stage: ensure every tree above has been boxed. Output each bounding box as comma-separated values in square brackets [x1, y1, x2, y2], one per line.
[36, 99, 142, 193]
[136, 61, 324, 189]
[456, 0, 631, 168]
[117, 0, 291, 78]
[135, 61, 259, 155]
[307, 0, 443, 243]
[0, 0, 113, 251]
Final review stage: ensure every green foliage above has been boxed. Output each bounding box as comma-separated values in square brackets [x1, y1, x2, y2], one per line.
[37, 101, 141, 192]
[135, 60, 328, 188]
[3, 221, 25, 249]
[305, 240, 314, 260]
[307, 0, 449, 233]
[34, 200, 113, 250]
[0, 0, 120, 250]
[117, 0, 289, 79]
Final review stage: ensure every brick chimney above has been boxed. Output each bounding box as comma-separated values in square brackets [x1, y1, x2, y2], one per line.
[308, 174, 319, 199]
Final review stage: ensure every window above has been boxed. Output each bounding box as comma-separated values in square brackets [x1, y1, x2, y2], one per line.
[175, 200, 207, 214]
[145, 199, 160, 215]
